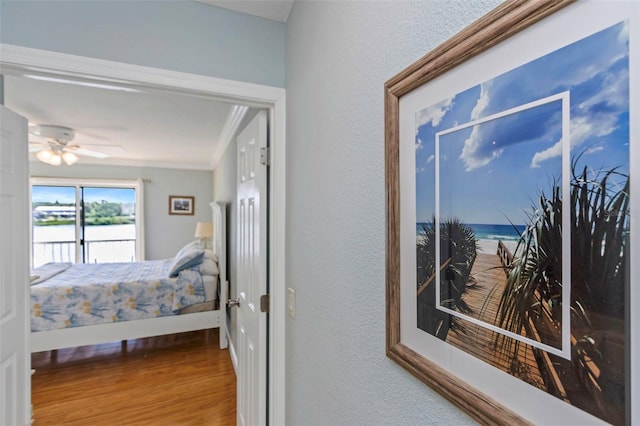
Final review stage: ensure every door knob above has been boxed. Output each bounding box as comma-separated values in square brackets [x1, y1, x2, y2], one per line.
[227, 298, 240, 308]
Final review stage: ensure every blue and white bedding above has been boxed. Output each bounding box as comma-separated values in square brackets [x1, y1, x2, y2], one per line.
[31, 258, 212, 332]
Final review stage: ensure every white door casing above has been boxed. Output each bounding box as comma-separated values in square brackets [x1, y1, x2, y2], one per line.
[236, 111, 268, 426]
[0, 106, 31, 425]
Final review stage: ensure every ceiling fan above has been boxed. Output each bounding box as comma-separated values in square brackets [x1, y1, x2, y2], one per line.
[29, 124, 122, 166]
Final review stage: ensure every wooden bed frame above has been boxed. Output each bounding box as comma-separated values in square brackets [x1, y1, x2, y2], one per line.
[30, 201, 229, 352]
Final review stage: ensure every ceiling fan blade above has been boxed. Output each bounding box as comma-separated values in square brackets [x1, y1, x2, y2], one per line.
[29, 141, 47, 152]
[67, 147, 110, 159]
[78, 144, 126, 155]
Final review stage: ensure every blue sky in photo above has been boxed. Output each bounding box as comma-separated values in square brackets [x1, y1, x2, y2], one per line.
[415, 21, 630, 225]
[32, 186, 135, 204]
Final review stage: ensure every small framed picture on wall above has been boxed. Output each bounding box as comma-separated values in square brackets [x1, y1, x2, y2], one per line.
[169, 195, 194, 215]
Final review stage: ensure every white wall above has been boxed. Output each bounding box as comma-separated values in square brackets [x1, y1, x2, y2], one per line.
[285, 1, 501, 424]
[0, 0, 285, 87]
[29, 162, 213, 260]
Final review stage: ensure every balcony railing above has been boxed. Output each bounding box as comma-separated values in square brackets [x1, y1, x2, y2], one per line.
[33, 239, 136, 266]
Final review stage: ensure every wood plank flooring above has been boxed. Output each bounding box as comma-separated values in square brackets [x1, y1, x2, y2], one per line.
[31, 329, 236, 426]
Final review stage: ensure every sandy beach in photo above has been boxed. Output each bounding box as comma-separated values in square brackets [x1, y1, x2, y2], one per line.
[477, 238, 517, 255]
[416, 223, 523, 257]
[415, 235, 519, 257]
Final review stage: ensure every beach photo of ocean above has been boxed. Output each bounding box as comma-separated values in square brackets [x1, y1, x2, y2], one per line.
[411, 19, 630, 424]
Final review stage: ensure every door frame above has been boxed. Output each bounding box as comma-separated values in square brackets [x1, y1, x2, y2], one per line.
[0, 44, 286, 425]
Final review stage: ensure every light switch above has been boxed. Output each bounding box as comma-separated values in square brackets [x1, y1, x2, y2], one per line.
[287, 288, 296, 319]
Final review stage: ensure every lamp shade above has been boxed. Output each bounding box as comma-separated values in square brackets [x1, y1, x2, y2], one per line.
[194, 222, 213, 239]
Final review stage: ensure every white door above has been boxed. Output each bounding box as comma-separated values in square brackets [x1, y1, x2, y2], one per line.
[236, 111, 268, 426]
[0, 106, 31, 425]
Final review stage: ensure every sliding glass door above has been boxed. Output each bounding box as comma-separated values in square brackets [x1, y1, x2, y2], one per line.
[81, 187, 136, 263]
[31, 185, 78, 267]
[31, 179, 143, 267]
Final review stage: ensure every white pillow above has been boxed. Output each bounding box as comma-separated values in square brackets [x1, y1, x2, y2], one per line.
[203, 249, 219, 263]
[176, 240, 202, 258]
[198, 258, 219, 276]
[168, 248, 204, 277]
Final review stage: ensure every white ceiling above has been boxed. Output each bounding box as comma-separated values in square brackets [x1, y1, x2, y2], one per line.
[3, 72, 239, 170]
[2, 0, 293, 170]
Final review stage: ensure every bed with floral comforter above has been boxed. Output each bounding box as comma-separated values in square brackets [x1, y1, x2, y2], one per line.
[31, 257, 212, 332]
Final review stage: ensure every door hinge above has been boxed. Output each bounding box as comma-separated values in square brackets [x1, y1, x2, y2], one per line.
[260, 146, 271, 166]
[260, 294, 270, 313]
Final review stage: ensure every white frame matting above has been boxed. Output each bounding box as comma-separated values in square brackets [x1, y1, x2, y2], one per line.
[30, 201, 229, 352]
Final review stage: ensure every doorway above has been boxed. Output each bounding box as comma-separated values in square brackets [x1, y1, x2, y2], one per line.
[0, 44, 286, 425]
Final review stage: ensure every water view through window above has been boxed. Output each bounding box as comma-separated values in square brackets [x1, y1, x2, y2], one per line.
[32, 185, 137, 267]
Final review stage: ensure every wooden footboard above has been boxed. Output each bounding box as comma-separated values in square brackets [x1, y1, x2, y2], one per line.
[31, 310, 226, 352]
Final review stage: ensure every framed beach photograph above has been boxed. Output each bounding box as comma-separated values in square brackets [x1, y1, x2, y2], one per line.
[385, 0, 638, 424]
[169, 195, 194, 215]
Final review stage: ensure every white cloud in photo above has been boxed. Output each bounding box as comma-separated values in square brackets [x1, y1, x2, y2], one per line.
[527, 63, 626, 169]
[529, 110, 618, 168]
[578, 68, 628, 114]
[530, 138, 562, 168]
[470, 83, 491, 121]
[416, 97, 454, 128]
[585, 145, 605, 155]
[618, 21, 629, 44]
[459, 126, 504, 171]
[572, 113, 618, 147]
[427, 154, 435, 163]
[562, 22, 628, 88]
[416, 137, 423, 150]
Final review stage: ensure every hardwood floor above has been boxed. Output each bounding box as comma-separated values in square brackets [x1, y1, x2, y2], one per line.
[31, 330, 236, 425]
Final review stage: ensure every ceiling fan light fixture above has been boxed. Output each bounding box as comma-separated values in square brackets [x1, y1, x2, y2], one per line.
[47, 153, 62, 166]
[29, 124, 113, 165]
[61, 151, 79, 165]
[36, 147, 63, 166]
[36, 148, 53, 162]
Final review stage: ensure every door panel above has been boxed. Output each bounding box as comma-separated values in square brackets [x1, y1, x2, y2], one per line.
[0, 106, 31, 425]
[236, 111, 268, 426]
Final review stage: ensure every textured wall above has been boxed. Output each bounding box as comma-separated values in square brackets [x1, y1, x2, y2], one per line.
[0, 0, 285, 87]
[285, 1, 502, 424]
[29, 162, 213, 260]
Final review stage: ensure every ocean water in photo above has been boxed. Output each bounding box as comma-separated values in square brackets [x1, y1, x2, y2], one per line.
[416, 223, 525, 241]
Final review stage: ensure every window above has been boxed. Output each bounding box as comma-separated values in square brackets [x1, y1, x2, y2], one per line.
[30, 177, 144, 267]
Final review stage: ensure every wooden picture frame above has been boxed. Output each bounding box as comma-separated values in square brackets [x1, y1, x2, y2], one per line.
[385, 1, 638, 424]
[168, 195, 194, 215]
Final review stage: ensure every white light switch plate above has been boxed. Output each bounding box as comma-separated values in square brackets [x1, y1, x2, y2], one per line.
[287, 288, 296, 319]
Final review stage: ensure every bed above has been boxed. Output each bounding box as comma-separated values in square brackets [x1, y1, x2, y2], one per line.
[29, 201, 228, 352]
